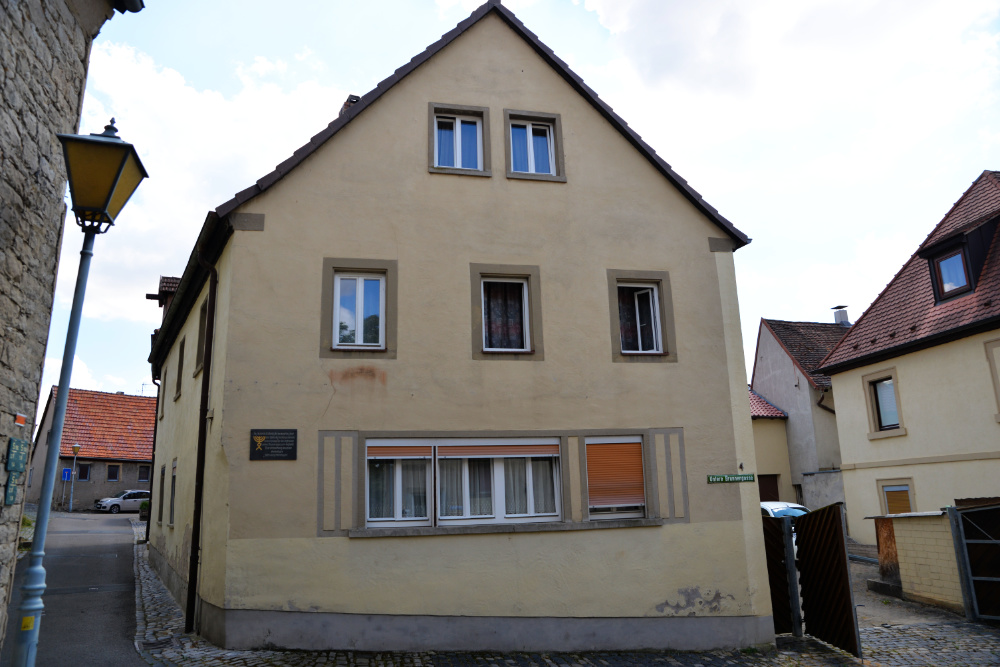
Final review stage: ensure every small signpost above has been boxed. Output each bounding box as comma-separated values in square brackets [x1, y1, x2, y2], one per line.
[62, 468, 72, 482]
[249, 429, 297, 461]
[707, 473, 755, 484]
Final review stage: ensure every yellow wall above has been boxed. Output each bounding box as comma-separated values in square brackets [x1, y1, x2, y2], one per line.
[152, 13, 769, 623]
[832, 331, 1000, 543]
[752, 419, 795, 502]
[892, 514, 964, 612]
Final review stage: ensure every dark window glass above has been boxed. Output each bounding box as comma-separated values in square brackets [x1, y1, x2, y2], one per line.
[460, 120, 478, 169]
[936, 252, 968, 294]
[510, 125, 529, 172]
[437, 118, 455, 167]
[138, 465, 151, 483]
[107, 464, 120, 482]
[77, 463, 91, 482]
[483, 281, 526, 350]
[873, 379, 899, 429]
[618, 285, 660, 352]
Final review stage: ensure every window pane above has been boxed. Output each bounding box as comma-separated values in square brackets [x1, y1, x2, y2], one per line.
[78, 463, 90, 481]
[511, 124, 529, 172]
[532, 458, 556, 514]
[938, 253, 968, 293]
[618, 286, 640, 351]
[401, 460, 427, 518]
[469, 458, 493, 515]
[338, 278, 357, 344]
[368, 460, 394, 518]
[483, 281, 525, 349]
[531, 126, 551, 174]
[635, 289, 657, 352]
[439, 459, 464, 516]
[362, 278, 381, 345]
[874, 379, 899, 429]
[437, 118, 455, 167]
[460, 120, 479, 169]
[504, 458, 528, 514]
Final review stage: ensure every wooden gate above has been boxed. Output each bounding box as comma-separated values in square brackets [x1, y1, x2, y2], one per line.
[762, 503, 861, 658]
[950, 503, 1000, 621]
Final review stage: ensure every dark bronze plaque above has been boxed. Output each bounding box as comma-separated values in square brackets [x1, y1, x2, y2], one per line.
[6, 438, 29, 472]
[249, 429, 297, 461]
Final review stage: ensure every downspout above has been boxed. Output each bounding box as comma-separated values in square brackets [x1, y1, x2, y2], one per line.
[816, 389, 835, 415]
[185, 252, 218, 634]
[143, 376, 160, 543]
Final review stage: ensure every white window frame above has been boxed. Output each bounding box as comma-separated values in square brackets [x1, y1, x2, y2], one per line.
[509, 121, 555, 175]
[618, 282, 662, 354]
[434, 114, 483, 171]
[333, 273, 386, 350]
[481, 277, 531, 353]
[365, 438, 561, 528]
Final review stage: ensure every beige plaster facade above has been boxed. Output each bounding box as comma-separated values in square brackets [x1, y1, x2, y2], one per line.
[832, 331, 1000, 544]
[147, 6, 770, 651]
[751, 418, 795, 503]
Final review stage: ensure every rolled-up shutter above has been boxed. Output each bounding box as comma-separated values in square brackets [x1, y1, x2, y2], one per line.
[586, 441, 645, 508]
[884, 486, 911, 514]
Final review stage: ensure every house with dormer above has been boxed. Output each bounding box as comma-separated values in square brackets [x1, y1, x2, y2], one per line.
[143, 1, 773, 652]
[819, 170, 1000, 544]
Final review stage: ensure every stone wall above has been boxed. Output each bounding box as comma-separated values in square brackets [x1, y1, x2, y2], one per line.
[893, 513, 964, 612]
[0, 0, 116, 650]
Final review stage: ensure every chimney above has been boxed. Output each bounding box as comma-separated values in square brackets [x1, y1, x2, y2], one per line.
[831, 305, 851, 327]
[340, 94, 361, 117]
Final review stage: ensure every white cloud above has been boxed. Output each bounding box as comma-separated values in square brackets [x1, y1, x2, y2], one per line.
[43, 356, 103, 393]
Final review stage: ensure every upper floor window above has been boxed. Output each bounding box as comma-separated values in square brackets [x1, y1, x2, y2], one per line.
[872, 378, 899, 430]
[617, 283, 662, 353]
[428, 103, 490, 177]
[863, 368, 907, 440]
[334, 274, 385, 349]
[504, 109, 566, 182]
[482, 278, 530, 352]
[934, 250, 970, 298]
[470, 264, 545, 361]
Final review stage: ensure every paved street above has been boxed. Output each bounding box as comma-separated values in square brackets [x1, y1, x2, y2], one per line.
[2, 510, 146, 666]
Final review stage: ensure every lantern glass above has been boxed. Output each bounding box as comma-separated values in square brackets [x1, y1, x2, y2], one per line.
[62, 139, 131, 212]
[106, 150, 145, 220]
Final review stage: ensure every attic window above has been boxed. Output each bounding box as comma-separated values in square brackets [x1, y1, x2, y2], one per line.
[428, 103, 491, 177]
[933, 250, 971, 299]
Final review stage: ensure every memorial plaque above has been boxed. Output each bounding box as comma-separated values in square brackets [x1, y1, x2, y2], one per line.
[250, 429, 297, 461]
[6, 438, 29, 472]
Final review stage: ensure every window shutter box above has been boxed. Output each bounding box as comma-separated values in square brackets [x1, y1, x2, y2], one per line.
[438, 444, 559, 458]
[586, 442, 645, 507]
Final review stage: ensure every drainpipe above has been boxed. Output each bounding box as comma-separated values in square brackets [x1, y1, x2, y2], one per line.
[143, 377, 160, 543]
[816, 389, 835, 415]
[186, 252, 217, 634]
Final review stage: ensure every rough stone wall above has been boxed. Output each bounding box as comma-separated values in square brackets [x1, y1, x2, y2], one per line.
[0, 0, 113, 649]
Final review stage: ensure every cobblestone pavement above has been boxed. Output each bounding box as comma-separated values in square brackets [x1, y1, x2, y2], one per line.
[127, 520, 1000, 667]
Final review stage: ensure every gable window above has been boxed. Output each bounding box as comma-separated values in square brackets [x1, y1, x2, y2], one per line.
[333, 273, 386, 349]
[428, 103, 490, 177]
[107, 464, 120, 482]
[606, 270, 677, 363]
[617, 283, 662, 353]
[934, 250, 970, 298]
[863, 368, 907, 439]
[77, 463, 91, 482]
[470, 264, 544, 360]
[138, 465, 151, 483]
[585, 437, 646, 519]
[504, 109, 565, 182]
[366, 438, 561, 528]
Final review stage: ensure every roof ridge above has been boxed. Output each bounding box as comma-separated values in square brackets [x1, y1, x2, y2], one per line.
[918, 169, 1000, 251]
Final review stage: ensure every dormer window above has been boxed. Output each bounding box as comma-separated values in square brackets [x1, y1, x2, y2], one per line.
[934, 250, 970, 297]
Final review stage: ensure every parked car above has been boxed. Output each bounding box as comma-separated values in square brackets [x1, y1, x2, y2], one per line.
[760, 501, 810, 520]
[94, 490, 151, 514]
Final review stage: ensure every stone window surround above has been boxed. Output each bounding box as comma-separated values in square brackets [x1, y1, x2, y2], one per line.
[469, 263, 544, 361]
[427, 102, 492, 177]
[863, 367, 907, 440]
[877, 477, 916, 515]
[986, 337, 1000, 423]
[503, 109, 566, 183]
[319, 258, 399, 360]
[606, 269, 678, 364]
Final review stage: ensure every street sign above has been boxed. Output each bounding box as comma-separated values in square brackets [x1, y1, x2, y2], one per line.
[707, 473, 755, 483]
[6, 438, 29, 472]
[62, 468, 72, 482]
[4, 473, 18, 505]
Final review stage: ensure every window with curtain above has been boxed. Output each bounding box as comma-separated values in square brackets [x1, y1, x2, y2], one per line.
[333, 273, 386, 349]
[617, 283, 662, 353]
[435, 115, 482, 170]
[366, 447, 431, 525]
[482, 278, 529, 351]
[585, 439, 646, 519]
[510, 121, 553, 174]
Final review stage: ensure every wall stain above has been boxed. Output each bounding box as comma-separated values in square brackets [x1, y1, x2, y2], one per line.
[329, 366, 387, 386]
[655, 587, 735, 616]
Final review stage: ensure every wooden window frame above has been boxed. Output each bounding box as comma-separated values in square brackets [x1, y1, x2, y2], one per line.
[863, 368, 907, 440]
[427, 103, 491, 177]
[932, 248, 972, 300]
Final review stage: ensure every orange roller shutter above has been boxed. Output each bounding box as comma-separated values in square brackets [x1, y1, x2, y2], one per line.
[586, 441, 645, 507]
[367, 446, 432, 458]
[885, 489, 911, 514]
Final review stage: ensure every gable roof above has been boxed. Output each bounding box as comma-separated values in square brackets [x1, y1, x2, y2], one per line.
[820, 170, 1000, 373]
[749, 387, 787, 419]
[760, 319, 849, 389]
[37, 387, 156, 461]
[148, 0, 748, 374]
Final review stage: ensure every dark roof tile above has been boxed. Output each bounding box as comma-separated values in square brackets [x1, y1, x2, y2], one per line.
[763, 319, 850, 389]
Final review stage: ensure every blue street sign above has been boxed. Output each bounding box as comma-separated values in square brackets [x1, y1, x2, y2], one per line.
[61, 468, 71, 482]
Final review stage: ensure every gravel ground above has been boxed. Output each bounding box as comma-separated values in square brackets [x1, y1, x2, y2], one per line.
[848, 559, 965, 628]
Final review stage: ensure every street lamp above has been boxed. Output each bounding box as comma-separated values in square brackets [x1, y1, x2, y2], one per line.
[13, 119, 147, 666]
[68, 444, 81, 513]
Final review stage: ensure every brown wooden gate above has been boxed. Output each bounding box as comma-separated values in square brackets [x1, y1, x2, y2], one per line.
[761, 503, 861, 658]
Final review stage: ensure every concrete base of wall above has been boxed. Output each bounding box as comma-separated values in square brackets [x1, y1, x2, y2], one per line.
[197, 601, 775, 652]
[867, 578, 903, 599]
[902, 591, 965, 615]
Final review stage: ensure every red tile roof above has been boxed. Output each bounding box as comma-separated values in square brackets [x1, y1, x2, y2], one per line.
[762, 319, 850, 389]
[44, 387, 156, 461]
[750, 387, 787, 419]
[158, 276, 180, 293]
[821, 171, 1000, 372]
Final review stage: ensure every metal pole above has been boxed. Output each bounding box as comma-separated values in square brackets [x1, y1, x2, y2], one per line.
[68, 451, 79, 512]
[12, 231, 96, 666]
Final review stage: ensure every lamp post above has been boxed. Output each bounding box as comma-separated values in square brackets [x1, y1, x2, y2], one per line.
[68, 444, 81, 512]
[13, 119, 146, 666]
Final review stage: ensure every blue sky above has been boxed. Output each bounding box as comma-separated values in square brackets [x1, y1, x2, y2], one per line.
[38, 0, 1000, 421]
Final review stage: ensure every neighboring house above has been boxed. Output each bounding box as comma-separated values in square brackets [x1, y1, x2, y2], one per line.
[750, 316, 850, 511]
[29, 387, 155, 510]
[0, 0, 142, 648]
[145, 1, 772, 653]
[818, 170, 1000, 545]
[749, 387, 793, 503]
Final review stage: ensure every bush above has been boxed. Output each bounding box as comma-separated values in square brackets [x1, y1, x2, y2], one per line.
[139, 500, 150, 512]
[20, 515, 33, 528]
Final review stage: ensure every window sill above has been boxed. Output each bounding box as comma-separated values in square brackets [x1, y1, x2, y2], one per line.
[481, 348, 534, 354]
[349, 518, 664, 538]
[506, 171, 566, 183]
[868, 427, 907, 441]
[192, 364, 203, 379]
[428, 166, 491, 178]
[173, 392, 181, 402]
[621, 351, 667, 356]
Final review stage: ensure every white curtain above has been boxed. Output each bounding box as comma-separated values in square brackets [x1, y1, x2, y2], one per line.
[439, 459, 463, 516]
[532, 458, 556, 513]
[505, 458, 528, 514]
[401, 460, 427, 518]
[368, 460, 394, 518]
[469, 458, 493, 516]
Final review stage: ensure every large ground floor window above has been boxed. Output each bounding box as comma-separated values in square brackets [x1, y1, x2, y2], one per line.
[366, 438, 561, 527]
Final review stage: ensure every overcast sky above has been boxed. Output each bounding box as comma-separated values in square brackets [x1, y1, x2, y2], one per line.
[38, 0, 1000, 419]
